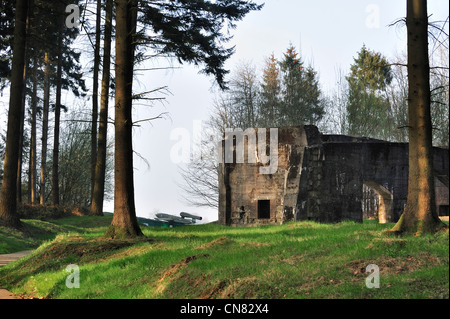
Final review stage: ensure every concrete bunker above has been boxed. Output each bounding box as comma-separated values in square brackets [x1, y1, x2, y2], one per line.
[218, 125, 449, 227]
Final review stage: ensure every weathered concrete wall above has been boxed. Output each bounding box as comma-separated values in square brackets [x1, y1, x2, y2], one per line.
[297, 141, 407, 223]
[218, 126, 449, 226]
[218, 126, 310, 226]
[296, 138, 449, 223]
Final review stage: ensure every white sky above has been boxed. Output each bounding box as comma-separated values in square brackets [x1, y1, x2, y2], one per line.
[1, 1, 449, 223]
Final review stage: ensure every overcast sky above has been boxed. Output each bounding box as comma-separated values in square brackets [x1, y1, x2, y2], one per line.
[1, 1, 448, 223]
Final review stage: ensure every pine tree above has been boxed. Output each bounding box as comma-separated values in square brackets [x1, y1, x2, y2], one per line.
[0, 0, 28, 228]
[91, 0, 102, 202]
[301, 66, 324, 125]
[91, 0, 113, 216]
[106, 0, 263, 238]
[40, 51, 50, 205]
[346, 45, 393, 139]
[0, 0, 15, 92]
[32, 0, 87, 205]
[279, 45, 324, 126]
[51, 0, 65, 205]
[29, 55, 38, 203]
[106, 0, 142, 238]
[391, 0, 446, 234]
[260, 54, 282, 127]
[280, 45, 303, 125]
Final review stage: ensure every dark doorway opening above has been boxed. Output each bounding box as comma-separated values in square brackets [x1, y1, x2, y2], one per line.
[258, 200, 270, 219]
[439, 205, 449, 216]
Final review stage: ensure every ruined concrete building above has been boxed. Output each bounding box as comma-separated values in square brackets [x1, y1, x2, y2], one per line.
[218, 126, 449, 226]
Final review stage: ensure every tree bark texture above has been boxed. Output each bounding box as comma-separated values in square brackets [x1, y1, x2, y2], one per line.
[91, 0, 113, 216]
[392, 0, 445, 234]
[0, 0, 28, 228]
[106, 0, 142, 238]
[40, 52, 50, 205]
[16, 0, 33, 204]
[91, 0, 102, 201]
[52, 3, 65, 206]
[29, 56, 38, 204]
[16, 57, 27, 204]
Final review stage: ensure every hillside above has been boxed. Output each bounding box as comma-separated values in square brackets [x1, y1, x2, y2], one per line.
[0, 216, 448, 299]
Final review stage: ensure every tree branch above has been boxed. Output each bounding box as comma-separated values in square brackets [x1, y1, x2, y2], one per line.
[132, 112, 168, 126]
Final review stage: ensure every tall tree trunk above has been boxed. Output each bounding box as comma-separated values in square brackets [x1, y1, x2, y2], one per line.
[17, 58, 28, 204]
[16, 0, 33, 204]
[392, 0, 446, 234]
[52, 4, 65, 206]
[40, 51, 50, 205]
[106, 0, 142, 238]
[29, 55, 37, 204]
[91, 0, 113, 216]
[0, 0, 28, 228]
[91, 0, 102, 201]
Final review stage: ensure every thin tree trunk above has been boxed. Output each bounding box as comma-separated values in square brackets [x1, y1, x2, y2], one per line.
[16, 0, 33, 204]
[30, 55, 37, 204]
[40, 52, 50, 206]
[0, 0, 29, 228]
[17, 58, 28, 204]
[106, 0, 142, 238]
[91, 0, 113, 216]
[91, 0, 102, 201]
[52, 5, 64, 206]
[392, 0, 446, 234]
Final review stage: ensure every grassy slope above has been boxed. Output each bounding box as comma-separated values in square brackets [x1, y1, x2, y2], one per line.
[0, 216, 448, 299]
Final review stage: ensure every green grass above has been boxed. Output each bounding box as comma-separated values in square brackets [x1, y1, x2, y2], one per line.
[0, 216, 448, 299]
[0, 216, 112, 254]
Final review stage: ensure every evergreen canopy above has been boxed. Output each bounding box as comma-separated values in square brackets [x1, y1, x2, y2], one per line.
[139, 0, 263, 89]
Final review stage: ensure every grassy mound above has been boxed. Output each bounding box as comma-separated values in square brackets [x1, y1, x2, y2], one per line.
[0, 215, 111, 254]
[0, 217, 448, 299]
[17, 204, 90, 220]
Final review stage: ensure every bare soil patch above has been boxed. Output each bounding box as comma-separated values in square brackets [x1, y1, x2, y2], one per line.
[155, 254, 210, 294]
[346, 253, 445, 279]
[197, 236, 234, 249]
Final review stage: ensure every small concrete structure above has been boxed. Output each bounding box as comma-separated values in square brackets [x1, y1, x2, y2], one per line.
[218, 126, 449, 226]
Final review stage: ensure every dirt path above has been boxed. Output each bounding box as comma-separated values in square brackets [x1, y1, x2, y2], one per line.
[0, 250, 34, 299]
